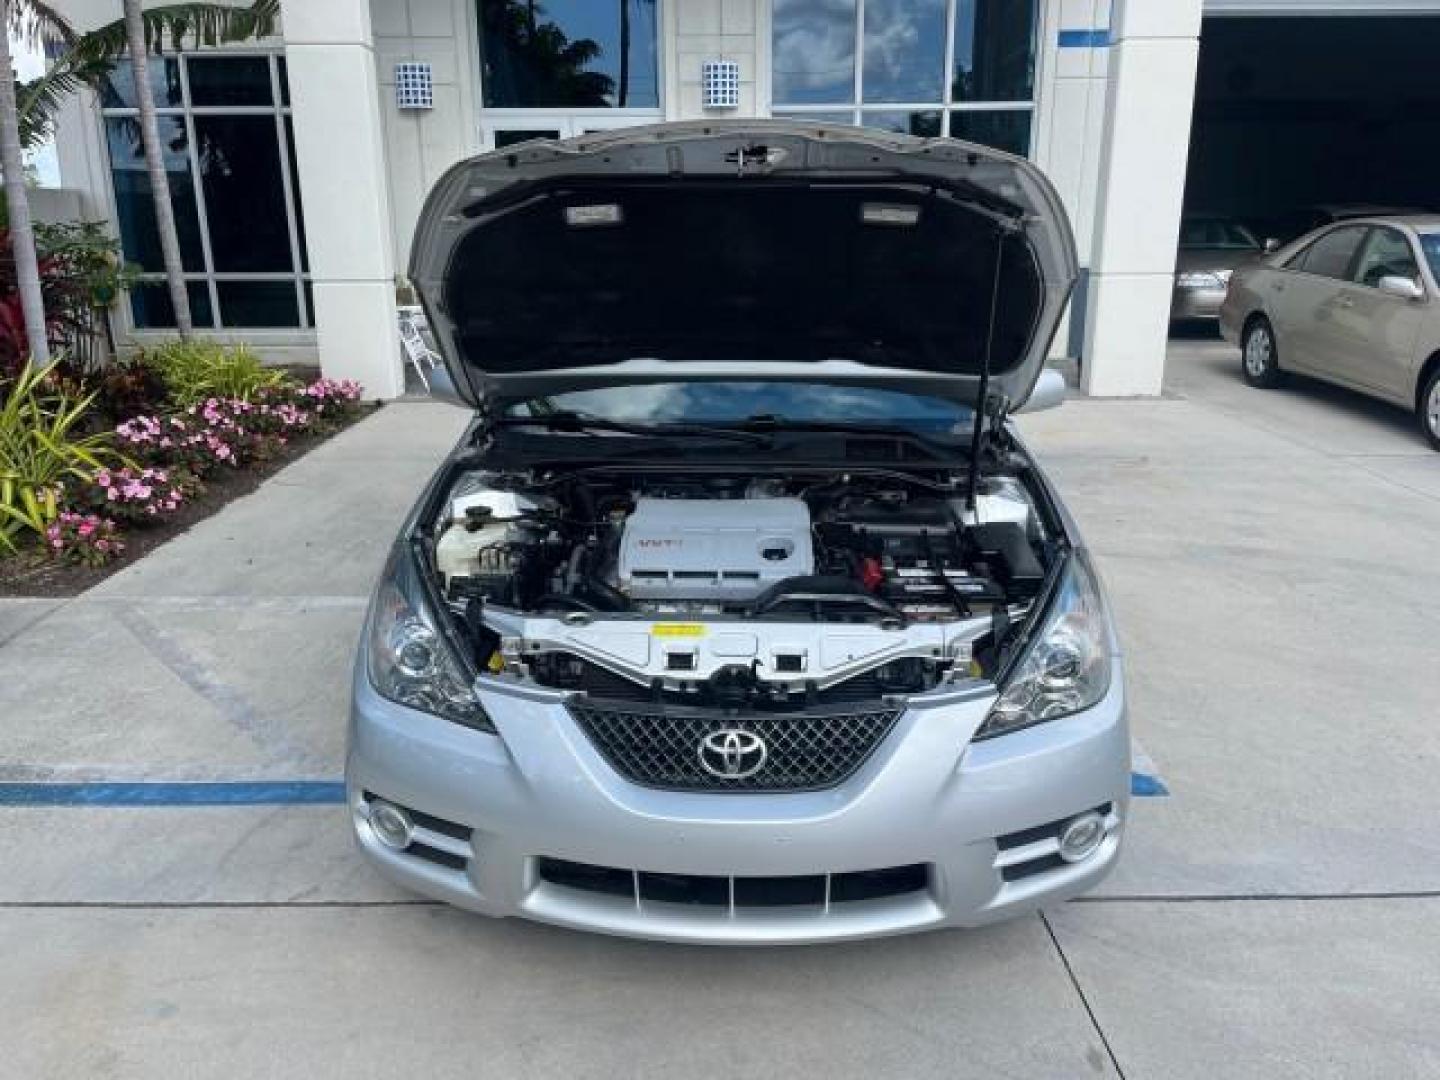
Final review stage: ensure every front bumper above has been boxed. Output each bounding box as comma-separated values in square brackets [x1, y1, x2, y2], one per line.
[347, 661, 1130, 944]
[1170, 285, 1228, 320]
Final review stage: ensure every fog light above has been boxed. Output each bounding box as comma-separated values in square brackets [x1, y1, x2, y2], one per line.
[368, 800, 414, 850]
[1058, 812, 1106, 863]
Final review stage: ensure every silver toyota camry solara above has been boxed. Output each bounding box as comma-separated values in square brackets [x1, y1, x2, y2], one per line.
[348, 121, 1129, 944]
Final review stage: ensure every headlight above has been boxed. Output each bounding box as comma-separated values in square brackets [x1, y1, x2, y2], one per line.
[367, 545, 494, 731]
[974, 551, 1111, 740]
[1176, 271, 1224, 289]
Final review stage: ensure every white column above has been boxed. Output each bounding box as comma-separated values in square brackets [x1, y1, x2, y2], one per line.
[668, 0, 763, 119]
[1032, 0, 1113, 360]
[283, 0, 405, 399]
[1080, 0, 1201, 397]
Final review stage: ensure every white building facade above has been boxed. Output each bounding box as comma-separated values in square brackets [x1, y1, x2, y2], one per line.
[54, 0, 1205, 399]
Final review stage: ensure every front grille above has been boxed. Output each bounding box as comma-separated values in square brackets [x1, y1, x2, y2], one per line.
[538, 857, 928, 909]
[568, 702, 903, 792]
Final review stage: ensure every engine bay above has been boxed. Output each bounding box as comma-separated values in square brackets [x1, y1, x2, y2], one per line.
[426, 467, 1060, 710]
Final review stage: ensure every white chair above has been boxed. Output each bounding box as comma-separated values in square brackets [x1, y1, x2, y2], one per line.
[398, 309, 441, 391]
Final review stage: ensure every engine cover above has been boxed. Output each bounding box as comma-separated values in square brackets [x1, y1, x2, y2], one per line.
[617, 497, 814, 602]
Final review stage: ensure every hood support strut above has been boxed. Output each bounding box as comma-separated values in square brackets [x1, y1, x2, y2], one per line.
[966, 220, 1016, 511]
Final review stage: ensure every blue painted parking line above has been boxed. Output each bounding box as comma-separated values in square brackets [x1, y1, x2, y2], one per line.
[1130, 740, 1170, 798]
[1130, 772, 1169, 797]
[0, 772, 1167, 806]
[0, 781, 347, 807]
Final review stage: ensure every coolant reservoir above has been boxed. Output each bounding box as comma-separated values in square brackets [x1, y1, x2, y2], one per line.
[435, 490, 533, 585]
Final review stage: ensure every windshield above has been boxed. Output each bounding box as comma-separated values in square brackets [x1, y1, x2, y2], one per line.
[1420, 233, 1440, 283]
[1179, 219, 1260, 250]
[505, 382, 975, 435]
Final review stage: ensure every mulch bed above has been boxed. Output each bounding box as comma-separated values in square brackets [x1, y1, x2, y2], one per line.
[0, 402, 382, 600]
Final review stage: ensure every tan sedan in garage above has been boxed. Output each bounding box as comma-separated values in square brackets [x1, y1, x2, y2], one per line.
[1219, 215, 1440, 449]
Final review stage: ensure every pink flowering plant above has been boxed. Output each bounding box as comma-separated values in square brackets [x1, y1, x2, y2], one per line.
[111, 377, 363, 480]
[80, 466, 188, 525]
[75, 375, 365, 532]
[256, 377, 364, 434]
[115, 404, 256, 475]
[203, 395, 298, 461]
[300, 377, 364, 411]
[188, 397, 270, 464]
[45, 511, 124, 567]
[0, 345, 370, 572]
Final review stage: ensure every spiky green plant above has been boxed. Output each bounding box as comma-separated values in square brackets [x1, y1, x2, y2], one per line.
[143, 340, 285, 406]
[0, 360, 121, 552]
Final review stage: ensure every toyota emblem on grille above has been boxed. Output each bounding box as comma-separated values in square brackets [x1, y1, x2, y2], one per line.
[697, 729, 768, 779]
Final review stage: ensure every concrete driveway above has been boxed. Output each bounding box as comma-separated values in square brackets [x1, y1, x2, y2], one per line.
[4, 338, 1438, 1078]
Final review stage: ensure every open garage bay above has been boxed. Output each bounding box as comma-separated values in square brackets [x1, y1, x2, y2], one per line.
[1187, 13, 1440, 238]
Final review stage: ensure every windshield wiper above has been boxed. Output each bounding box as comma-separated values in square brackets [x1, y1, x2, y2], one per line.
[492, 411, 771, 445]
[736, 414, 967, 448]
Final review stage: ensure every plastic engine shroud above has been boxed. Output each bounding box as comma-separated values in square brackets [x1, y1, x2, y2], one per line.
[617, 497, 815, 602]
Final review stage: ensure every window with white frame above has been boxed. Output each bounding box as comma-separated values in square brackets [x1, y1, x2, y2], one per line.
[476, 0, 660, 111]
[100, 52, 311, 330]
[771, 0, 1039, 155]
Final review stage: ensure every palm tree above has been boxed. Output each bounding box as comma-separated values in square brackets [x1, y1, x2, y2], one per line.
[82, 1, 279, 339]
[121, 2, 192, 334]
[0, 1, 73, 365]
[617, 0, 656, 108]
[0, 1, 277, 363]
[617, 0, 630, 108]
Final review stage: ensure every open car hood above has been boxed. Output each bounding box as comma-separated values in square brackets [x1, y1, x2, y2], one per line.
[410, 120, 1078, 412]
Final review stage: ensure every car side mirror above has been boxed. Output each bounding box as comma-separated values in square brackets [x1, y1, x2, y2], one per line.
[1016, 369, 1066, 414]
[1263, 237, 1280, 253]
[1378, 275, 1425, 301]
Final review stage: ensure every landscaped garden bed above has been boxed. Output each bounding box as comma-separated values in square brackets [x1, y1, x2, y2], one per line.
[0, 342, 374, 598]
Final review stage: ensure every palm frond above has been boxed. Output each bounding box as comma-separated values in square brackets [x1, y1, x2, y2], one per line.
[71, 0, 280, 64]
[16, 52, 113, 151]
[8, 1, 78, 50]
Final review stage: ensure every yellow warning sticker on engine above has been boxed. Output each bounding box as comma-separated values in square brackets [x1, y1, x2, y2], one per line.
[651, 623, 707, 638]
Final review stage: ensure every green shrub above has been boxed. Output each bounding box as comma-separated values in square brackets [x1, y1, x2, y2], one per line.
[0, 362, 122, 553]
[88, 357, 170, 423]
[142, 340, 286, 406]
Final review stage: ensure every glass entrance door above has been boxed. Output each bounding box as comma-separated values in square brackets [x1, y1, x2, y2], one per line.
[485, 118, 564, 150]
[482, 112, 658, 151]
